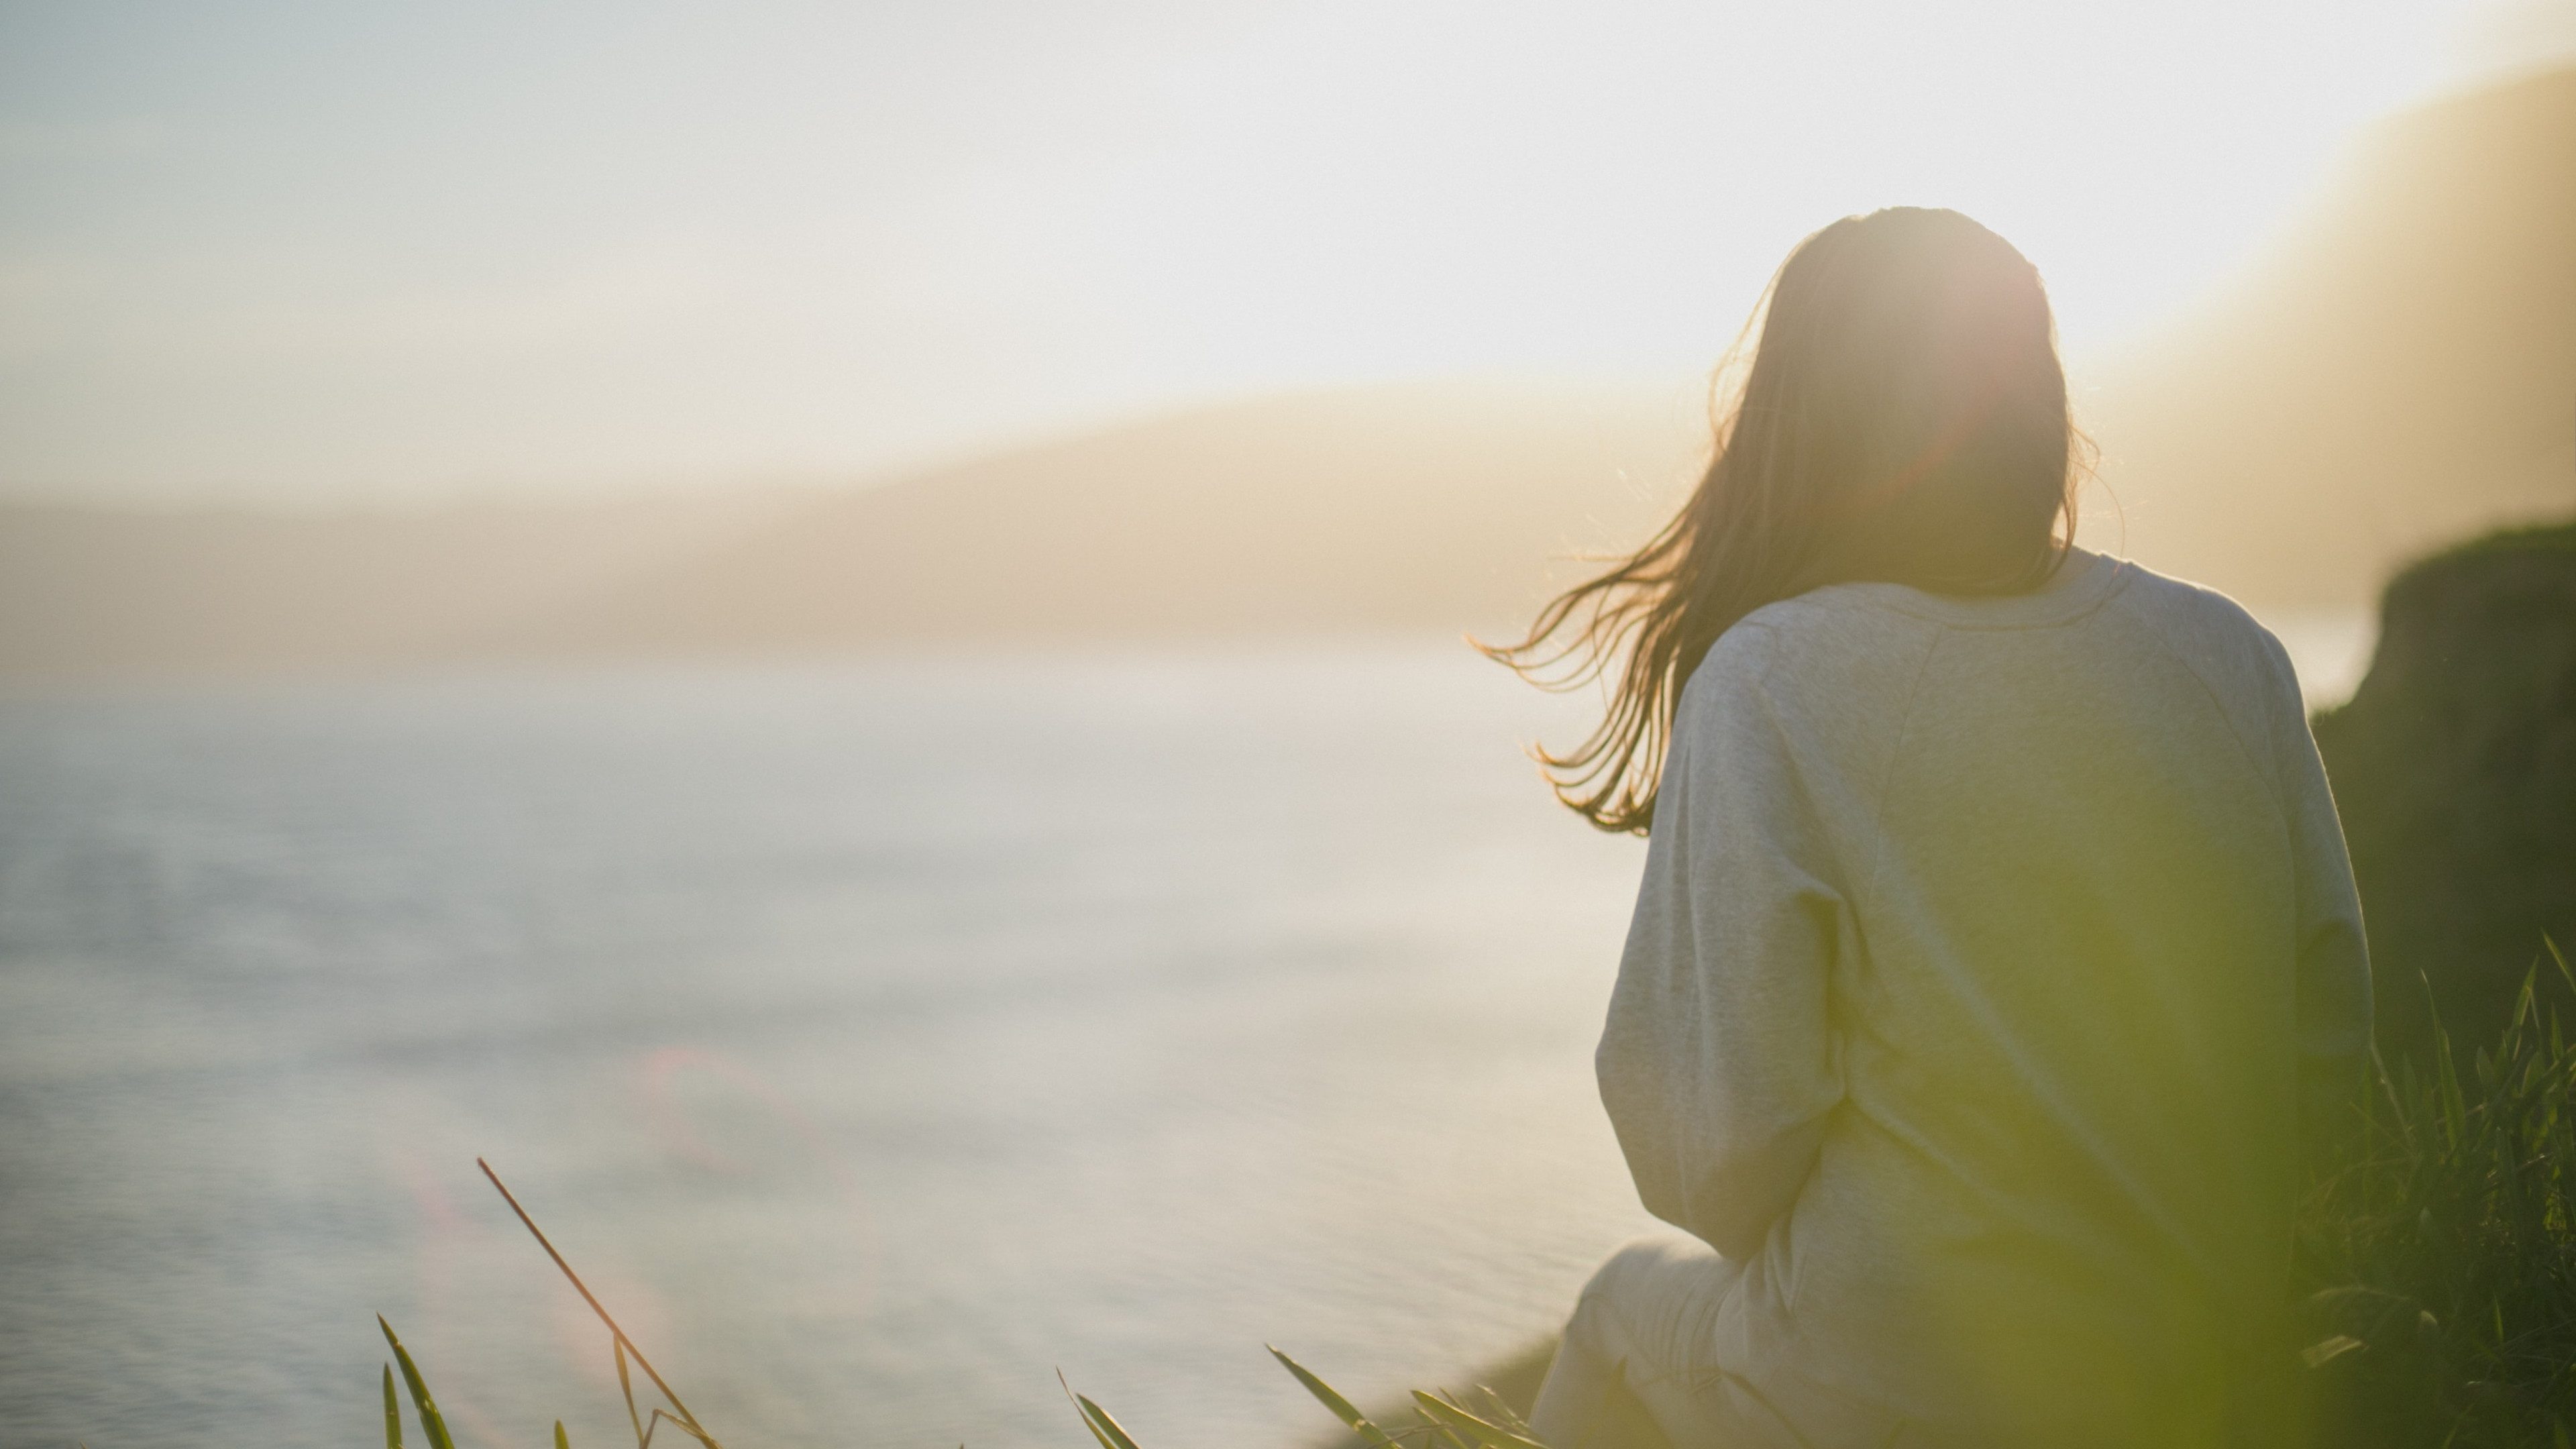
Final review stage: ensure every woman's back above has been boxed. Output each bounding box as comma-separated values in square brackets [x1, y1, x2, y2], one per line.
[1595, 549, 2373, 1444]
[1503, 209, 2375, 1449]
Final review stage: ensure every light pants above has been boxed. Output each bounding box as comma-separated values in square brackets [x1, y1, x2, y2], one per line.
[1529, 1239, 2279, 1449]
[1527, 1237, 1754, 1449]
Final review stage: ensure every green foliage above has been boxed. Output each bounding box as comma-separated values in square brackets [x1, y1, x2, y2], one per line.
[380, 1316, 458, 1449]
[1269, 1345, 1397, 1447]
[366, 1164, 716, 1449]
[1408, 1389, 1548, 1449]
[1060, 1371, 1146, 1449]
[2292, 950, 2576, 1446]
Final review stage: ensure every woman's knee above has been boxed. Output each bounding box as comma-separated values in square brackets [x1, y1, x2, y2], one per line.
[1553, 1237, 1740, 1448]
[1567, 1235, 1737, 1370]
[1580, 1236, 1717, 1310]
[1568, 1236, 1714, 1348]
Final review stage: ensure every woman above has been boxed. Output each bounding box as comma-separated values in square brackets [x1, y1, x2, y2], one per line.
[1491, 209, 2375, 1448]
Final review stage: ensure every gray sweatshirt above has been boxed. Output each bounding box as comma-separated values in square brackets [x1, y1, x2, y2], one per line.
[1598, 548, 2373, 1445]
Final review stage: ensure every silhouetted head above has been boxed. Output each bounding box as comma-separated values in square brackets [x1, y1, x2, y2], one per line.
[1487, 207, 2083, 832]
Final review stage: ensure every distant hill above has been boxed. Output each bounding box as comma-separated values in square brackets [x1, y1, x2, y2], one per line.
[0, 493, 788, 682]
[501, 381, 1705, 657]
[5, 66, 2570, 679]
[2086, 65, 2576, 606]
[439, 62, 2576, 657]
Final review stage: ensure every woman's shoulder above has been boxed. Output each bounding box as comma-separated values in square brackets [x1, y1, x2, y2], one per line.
[1764, 550, 2285, 667]
[1709, 553, 2300, 710]
[2104, 555, 2260, 625]
[1728, 586, 1951, 673]
[1731, 586, 1943, 655]
[1686, 590, 1948, 724]
[2098, 559, 2300, 690]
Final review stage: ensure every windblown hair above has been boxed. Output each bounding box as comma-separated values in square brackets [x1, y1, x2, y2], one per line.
[1485, 207, 2085, 834]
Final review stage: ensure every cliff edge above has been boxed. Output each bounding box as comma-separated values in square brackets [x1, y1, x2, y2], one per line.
[2314, 519, 2576, 1056]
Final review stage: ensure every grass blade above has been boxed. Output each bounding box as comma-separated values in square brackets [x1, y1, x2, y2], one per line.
[479, 1160, 716, 1446]
[1268, 1346, 1397, 1446]
[1077, 1395, 1144, 1449]
[1472, 1385, 1536, 1435]
[647, 1409, 716, 1449]
[1067, 1412, 1122, 1449]
[616, 1338, 648, 1449]
[1411, 1390, 1550, 1449]
[555, 1421, 571, 1449]
[1055, 1370, 1144, 1449]
[378, 1317, 458, 1449]
[382, 1364, 402, 1449]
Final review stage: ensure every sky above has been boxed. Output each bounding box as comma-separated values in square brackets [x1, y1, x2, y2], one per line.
[4, 0, 2574, 507]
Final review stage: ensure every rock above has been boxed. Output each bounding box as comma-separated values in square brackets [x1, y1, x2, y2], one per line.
[2312, 519, 2576, 1058]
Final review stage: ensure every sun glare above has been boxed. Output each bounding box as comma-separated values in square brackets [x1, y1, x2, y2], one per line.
[0, 0, 2549, 500]
[1085, 0, 2505, 380]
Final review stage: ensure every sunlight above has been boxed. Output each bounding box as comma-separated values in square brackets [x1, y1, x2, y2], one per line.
[1070, 0, 2515, 384]
[0, 0, 2554, 499]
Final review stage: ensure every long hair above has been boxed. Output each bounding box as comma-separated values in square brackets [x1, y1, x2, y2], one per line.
[1484, 207, 2085, 834]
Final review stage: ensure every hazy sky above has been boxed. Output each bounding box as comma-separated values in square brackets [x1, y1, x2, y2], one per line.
[5, 0, 2574, 506]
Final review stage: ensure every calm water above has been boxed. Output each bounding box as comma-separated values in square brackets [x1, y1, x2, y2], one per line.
[0, 645, 1662, 1449]
[0, 620, 2372, 1449]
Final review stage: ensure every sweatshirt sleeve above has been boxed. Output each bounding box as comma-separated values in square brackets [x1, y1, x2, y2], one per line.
[2259, 634, 2375, 1165]
[1595, 625, 1847, 1260]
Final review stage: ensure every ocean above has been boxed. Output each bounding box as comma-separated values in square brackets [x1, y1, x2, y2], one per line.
[0, 619, 2372, 1449]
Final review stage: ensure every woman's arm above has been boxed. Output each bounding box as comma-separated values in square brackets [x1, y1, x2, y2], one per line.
[1595, 625, 1847, 1261]
[2261, 635, 2375, 1171]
